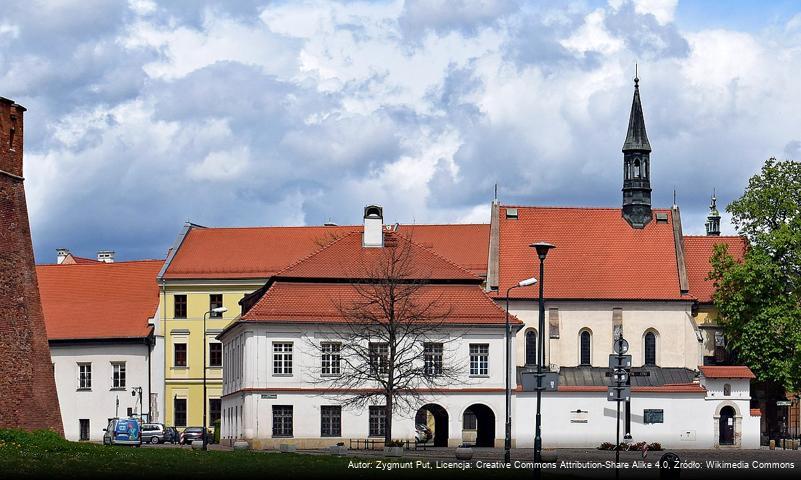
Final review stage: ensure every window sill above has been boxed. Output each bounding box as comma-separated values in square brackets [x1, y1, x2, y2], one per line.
[77, 388, 92, 391]
[110, 387, 127, 391]
[272, 373, 293, 377]
[272, 435, 293, 438]
[469, 374, 490, 378]
[320, 373, 341, 378]
[207, 366, 222, 370]
[172, 366, 188, 369]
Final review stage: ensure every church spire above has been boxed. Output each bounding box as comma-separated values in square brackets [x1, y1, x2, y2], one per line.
[621, 68, 653, 228]
[705, 189, 721, 236]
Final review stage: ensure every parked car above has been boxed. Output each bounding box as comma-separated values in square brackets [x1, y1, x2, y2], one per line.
[180, 427, 213, 445]
[141, 423, 166, 444]
[163, 426, 180, 444]
[103, 418, 142, 446]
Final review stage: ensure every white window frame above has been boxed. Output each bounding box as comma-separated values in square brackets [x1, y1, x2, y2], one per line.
[78, 363, 92, 390]
[469, 344, 489, 376]
[111, 362, 126, 389]
[273, 342, 293, 376]
[321, 342, 341, 376]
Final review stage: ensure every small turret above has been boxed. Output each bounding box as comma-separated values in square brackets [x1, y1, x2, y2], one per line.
[705, 190, 721, 236]
[621, 68, 653, 228]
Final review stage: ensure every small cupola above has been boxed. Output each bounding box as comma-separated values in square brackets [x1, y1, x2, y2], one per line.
[56, 248, 70, 264]
[362, 205, 384, 248]
[705, 190, 721, 236]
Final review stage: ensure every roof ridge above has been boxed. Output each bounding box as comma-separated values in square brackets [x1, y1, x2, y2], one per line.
[38, 259, 165, 267]
[500, 204, 673, 212]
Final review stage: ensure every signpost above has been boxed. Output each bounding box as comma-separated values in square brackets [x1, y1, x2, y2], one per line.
[609, 335, 630, 480]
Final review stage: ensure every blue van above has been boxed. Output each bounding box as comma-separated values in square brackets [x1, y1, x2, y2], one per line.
[103, 418, 142, 446]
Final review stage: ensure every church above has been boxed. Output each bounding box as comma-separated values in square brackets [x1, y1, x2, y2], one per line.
[216, 76, 761, 449]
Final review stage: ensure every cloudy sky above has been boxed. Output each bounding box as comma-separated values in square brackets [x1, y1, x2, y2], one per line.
[2, 0, 800, 262]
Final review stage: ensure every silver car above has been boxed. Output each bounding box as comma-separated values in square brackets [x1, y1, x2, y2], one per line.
[141, 423, 166, 444]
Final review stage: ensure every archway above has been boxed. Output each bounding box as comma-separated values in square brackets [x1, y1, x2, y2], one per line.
[719, 406, 735, 445]
[463, 404, 495, 447]
[415, 404, 449, 447]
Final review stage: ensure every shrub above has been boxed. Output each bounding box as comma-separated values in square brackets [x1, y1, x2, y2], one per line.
[598, 442, 616, 450]
[385, 440, 404, 448]
[630, 442, 647, 451]
[647, 442, 663, 451]
[0, 429, 73, 452]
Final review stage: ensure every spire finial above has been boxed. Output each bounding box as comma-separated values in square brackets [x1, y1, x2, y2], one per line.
[634, 63, 639, 87]
[711, 188, 717, 209]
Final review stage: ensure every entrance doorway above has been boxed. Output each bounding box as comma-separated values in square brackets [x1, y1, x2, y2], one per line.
[719, 406, 735, 445]
[415, 404, 449, 447]
[463, 403, 496, 447]
[79, 419, 90, 441]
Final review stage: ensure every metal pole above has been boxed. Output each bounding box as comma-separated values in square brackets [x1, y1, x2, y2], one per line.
[534, 256, 545, 476]
[202, 310, 208, 451]
[615, 336, 622, 480]
[505, 287, 513, 465]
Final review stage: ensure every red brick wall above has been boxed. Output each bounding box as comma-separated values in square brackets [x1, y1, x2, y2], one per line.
[0, 98, 63, 434]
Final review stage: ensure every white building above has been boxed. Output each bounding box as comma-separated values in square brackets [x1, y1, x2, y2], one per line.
[37, 259, 165, 441]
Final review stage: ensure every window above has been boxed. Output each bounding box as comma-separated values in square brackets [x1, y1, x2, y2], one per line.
[210, 398, 221, 425]
[321, 342, 341, 376]
[525, 330, 537, 366]
[209, 343, 222, 367]
[112, 362, 126, 389]
[78, 363, 92, 389]
[209, 294, 223, 317]
[634, 158, 641, 178]
[463, 409, 477, 430]
[272, 406, 293, 437]
[644, 332, 657, 366]
[723, 383, 731, 396]
[174, 398, 187, 427]
[174, 294, 187, 319]
[369, 406, 386, 437]
[174, 343, 187, 367]
[79, 419, 90, 441]
[369, 343, 389, 375]
[321, 406, 341, 437]
[644, 409, 664, 424]
[580, 330, 591, 365]
[469, 344, 489, 376]
[273, 343, 293, 375]
[423, 342, 443, 376]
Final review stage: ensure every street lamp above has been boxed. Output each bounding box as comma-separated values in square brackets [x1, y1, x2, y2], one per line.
[530, 242, 555, 476]
[203, 306, 228, 451]
[505, 277, 537, 464]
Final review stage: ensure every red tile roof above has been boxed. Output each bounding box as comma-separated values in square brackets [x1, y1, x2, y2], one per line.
[163, 224, 488, 279]
[37, 260, 163, 340]
[699, 365, 756, 379]
[496, 206, 685, 300]
[750, 408, 762, 417]
[242, 282, 517, 325]
[684, 236, 746, 303]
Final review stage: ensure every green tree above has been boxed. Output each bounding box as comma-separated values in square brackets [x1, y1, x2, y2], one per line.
[709, 158, 801, 392]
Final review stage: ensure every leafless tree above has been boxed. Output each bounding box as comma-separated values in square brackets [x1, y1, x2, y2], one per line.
[305, 234, 466, 445]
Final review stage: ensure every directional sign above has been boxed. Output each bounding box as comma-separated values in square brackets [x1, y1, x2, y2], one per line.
[776, 401, 792, 406]
[613, 338, 629, 355]
[611, 369, 629, 384]
[607, 386, 631, 402]
[609, 354, 632, 370]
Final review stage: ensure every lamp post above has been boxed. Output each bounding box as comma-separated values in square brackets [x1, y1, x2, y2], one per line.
[203, 306, 228, 451]
[505, 277, 537, 465]
[530, 242, 554, 476]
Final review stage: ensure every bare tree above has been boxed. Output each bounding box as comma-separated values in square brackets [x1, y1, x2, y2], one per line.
[306, 235, 466, 445]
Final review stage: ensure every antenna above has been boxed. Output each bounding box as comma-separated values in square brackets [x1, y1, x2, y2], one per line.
[672, 188, 677, 207]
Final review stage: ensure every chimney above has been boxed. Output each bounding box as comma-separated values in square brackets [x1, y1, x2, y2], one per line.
[56, 248, 70, 264]
[0, 97, 25, 178]
[362, 205, 384, 248]
[97, 250, 115, 263]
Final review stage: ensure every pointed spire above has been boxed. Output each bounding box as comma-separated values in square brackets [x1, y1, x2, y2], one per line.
[706, 189, 721, 236]
[623, 67, 651, 152]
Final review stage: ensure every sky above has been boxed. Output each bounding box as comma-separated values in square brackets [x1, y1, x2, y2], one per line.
[2, 0, 800, 262]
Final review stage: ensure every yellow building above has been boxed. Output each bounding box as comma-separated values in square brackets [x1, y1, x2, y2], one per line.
[156, 220, 489, 429]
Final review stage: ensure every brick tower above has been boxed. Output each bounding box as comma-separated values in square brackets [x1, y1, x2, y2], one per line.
[0, 97, 63, 434]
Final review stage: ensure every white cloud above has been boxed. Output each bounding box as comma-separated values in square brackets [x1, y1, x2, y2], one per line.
[188, 146, 251, 181]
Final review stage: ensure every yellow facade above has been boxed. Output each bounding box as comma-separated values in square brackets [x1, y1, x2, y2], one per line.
[160, 282, 262, 428]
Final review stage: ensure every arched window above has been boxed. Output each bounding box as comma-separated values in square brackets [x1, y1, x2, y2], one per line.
[644, 332, 657, 366]
[643, 160, 648, 179]
[634, 159, 641, 178]
[580, 330, 591, 366]
[723, 384, 731, 396]
[624, 161, 630, 180]
[525, 330, 537, 366]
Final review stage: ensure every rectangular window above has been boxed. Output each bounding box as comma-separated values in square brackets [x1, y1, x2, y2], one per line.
[320, 406, 342, 437]
[469, 344, 489, 376]
[112, 362, 126, 389]
[369, 342, 389, 375]
[463, 410, 477, 430]
[209, 343, 222, 367]
[368, 406, 386, 437]
[79, 419, 90, 441]
[210, 399, 221, 425]
[424, 342, 443, 376]
[174, 343, 187, 367]
[644, 409, 664, 424]
[174, 398, 187, 427]
[78, 363, 92, 389]
[273, 343, 293, 375]
[272, 405, 293, 437]
[209, 294, 223, 317]
[321, 342, 341, 376]
[174, 294, 187, 319]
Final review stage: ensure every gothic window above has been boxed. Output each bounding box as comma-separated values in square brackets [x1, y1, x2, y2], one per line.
[643, 160, 648, 179]
[579, 330, 591, 366]
[644, 332, 657, 366]
[624, 160, 630, 180]
[634, 159, 641, 178]
[525, 330, 537, 365]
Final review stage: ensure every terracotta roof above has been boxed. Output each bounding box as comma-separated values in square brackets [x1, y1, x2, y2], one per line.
[37, 260, 163, 340]
[65, 255, 101, 265]
[750, 408, 762, 417]
[684, 235, 746, 303]
[699, 365, 756, 379]
[241, 282, 518, 325]
[163, 224, 488, 280]
[276, 231, 480, 281]
[496, 206, 686, 300]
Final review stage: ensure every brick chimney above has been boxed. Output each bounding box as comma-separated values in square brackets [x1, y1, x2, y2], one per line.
[56, 248, 70, 264]
[362, 205, 384, 247]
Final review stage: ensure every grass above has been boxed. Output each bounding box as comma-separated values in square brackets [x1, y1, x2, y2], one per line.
[0, 429, 567, 479]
